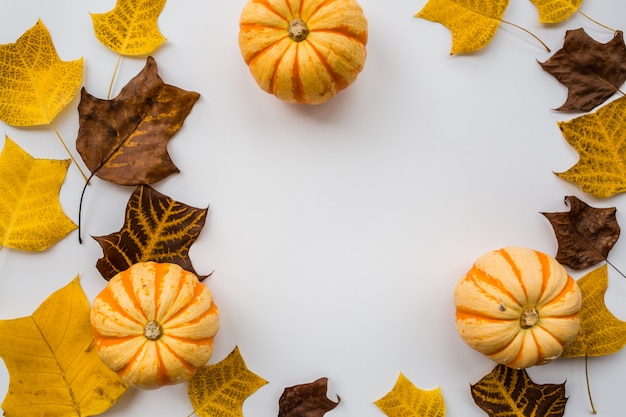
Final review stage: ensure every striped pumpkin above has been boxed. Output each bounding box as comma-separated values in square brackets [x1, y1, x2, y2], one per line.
[90, 262, 220, 389]
[455, 247, 581, 369]
[238, 0, 368, 104]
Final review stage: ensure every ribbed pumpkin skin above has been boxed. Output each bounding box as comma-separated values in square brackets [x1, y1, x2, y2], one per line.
[90, 262, 220, 389]
[455, 247, 582, 369]
[238, 0, 368, 104]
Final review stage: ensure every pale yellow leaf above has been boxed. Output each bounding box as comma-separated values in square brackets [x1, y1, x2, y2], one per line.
[528, 0, 582, 23]
[375, 373, 446, 417]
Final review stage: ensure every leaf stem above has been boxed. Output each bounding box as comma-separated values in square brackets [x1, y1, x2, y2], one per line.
[500, 19, 550, 52]
[49, 121, 89, 182]
[77, 171, 97, 244]
[585, 355, 597, 414]
[107, 55, 123, 99]
[578, 11, 617, 33]
[606, 259, 626, 279]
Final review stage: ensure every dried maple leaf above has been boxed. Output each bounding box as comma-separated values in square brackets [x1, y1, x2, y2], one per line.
[562, 265, 626, 357]
[0, 277, 127, 417]
[374, 373, 445, 417]
[555, 95, 626, 198]
[278, 377, 340, 417]
[76, 56, 199, 186]
[188, 346, 267, 417]
[0, 137, 76, 251]
[540, 29, 626, 112]
[529, 0, 582, 24]
[416, 0, 509, 54]
[93, 184, 208, 280]
[91, 0, 166, 56]
[0, 19, 83, 126]
[542, 196, 619, 270]
[471, 364, 567, 417]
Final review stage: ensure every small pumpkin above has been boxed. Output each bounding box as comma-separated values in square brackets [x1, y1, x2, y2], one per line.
[454, 247, 582, 369]
[90, 262, 220, 389]
[238, 0, 368, 104]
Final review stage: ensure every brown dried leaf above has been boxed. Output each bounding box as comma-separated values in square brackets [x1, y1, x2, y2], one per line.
[76, 56, 199, 186]
[278, 377, 340, 417]
[542, 196, 620, 270]
[540, 28, 626, 112]
[93, 184, 208, 280]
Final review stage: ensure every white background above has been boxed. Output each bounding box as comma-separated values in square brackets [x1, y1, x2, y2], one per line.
[1, 0, 626, 416]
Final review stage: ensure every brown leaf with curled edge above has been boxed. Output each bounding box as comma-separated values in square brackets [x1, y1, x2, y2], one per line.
[542, 196, 619, 270]
[471, 364, 567, 417]
[540, 28, 626, 112]
[93, 184, 208, 280]
[76, 56, 199, 186]
[279, 377, 340, 417]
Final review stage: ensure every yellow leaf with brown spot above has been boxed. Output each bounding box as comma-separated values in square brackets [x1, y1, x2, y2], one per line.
[0, 137, 76, 251]
[416, 0, 509, 54]
[0, 19, 83, 126]
[91, 0, 166, 55]
[0, 277, 127, 417]
[375, 373, 445, 417]
[528, 0, 582, 23]
[555, 95, 626, 198]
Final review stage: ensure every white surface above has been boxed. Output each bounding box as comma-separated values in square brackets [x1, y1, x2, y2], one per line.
[1, 0, 626, 416]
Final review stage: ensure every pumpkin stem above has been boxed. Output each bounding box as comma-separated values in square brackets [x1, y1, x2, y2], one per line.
[288, 18, 309, 42]
[144, 320, 163, 341]
[520, 307, 539, 329]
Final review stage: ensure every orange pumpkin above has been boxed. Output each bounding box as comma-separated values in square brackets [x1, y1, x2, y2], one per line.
[238, 0, 368, 104]
[90, 262, 220, 389]
[455, 247, 582, 369]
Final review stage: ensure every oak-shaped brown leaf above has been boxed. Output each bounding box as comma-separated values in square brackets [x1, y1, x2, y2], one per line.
[279, 377, 340, 417]
[542, 196, 619, 270]
[93, 184, 208, 280]
[540, 28, 626, 112]
[471, 364, 567, 417]
[76, 56, 199, 186]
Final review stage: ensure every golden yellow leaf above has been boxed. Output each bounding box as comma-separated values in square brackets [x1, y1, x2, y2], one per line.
[555, 95, 626, 198]
[0, 277, 128, 417]
[416, 0, 509, 54]
[528, 0, 582, 24]
[0, 137, 76, 251]
[188, 347, 268, 417]
[0, 19, 83, 126]
[374, 373, 445, 417]
[562, 264, 626, 357]
[91, 0, 167, 56]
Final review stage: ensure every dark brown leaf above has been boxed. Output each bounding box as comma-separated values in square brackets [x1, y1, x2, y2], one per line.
[540, 28, 626, 112]
[542, 195, 619, 270]
[471, 364, 567, 417]
[76, 56, 199, 185]
[93, 184, 208, 280]
[278, 377, 340, 417]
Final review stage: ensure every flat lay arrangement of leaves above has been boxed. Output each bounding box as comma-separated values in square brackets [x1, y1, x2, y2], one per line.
[2, 0, 626, 416]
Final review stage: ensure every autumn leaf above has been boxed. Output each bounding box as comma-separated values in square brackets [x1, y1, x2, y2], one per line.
[471, 364, 567, 417]
[0, 277, 127, 417]
[542, 196, 619, 270]
[0, 137, 76, 251]
[374, 373, 445, 417]
[540, 29, 626, 112]
[0, 19, 83, 126]
[555, 95, 626, 198]
[188, 346, 267, 417]
[279, 377, 340, 417]
[91, 0, 166, 56]
[416, 0, 509, 54]
[562, 265, 626, 357]
[93, 184, 208, 280]
[529, 0, 582, 24]
[76, 56, 199, 186]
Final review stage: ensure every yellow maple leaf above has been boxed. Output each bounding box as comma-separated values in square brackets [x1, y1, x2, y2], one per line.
[555, 95, 626, 198]
[91, 0, 167, 56]
[416, 0, 509, 54]
[0, 19, 83, 126]
[528, 0, 582, 24]
[0, 137, 76, 251]
[0, 277, 128, 417]
[375, 373, 446, 417]
[562, 264, 626, 358]
[187, 347, 268, 417]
